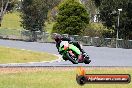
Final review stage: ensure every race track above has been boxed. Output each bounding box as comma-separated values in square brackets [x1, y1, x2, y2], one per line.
[0, 39, 132, 67]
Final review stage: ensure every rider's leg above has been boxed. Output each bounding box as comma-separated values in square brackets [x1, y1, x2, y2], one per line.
[70, 41, 91, 63]
[71, 42, 90, 59]
[71, 41, 85, 53]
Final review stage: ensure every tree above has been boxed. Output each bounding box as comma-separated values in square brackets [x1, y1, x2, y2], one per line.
[52, 0, 90, 35]
[21, 0, 61, 41]
[81, 0, 96, 15]
[99, 0, 132, 39]
[47, 6, 59, 22]
[6, 0, 19, 12]
[92, 0, 101, 8]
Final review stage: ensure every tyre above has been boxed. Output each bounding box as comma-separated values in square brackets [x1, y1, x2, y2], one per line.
[66, 52, 78, 64]
[62, 55, 68, 61]
[84, 57, 91, 64]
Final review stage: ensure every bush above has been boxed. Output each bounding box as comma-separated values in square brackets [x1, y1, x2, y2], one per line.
[52, 0, 90, 35]
[83, 22, 114, 37]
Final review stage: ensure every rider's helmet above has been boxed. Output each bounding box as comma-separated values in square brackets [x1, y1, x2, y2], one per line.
[53, 34, 62, 43]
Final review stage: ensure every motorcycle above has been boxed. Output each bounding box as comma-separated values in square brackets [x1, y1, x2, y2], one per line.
[59, 41, 91, 64]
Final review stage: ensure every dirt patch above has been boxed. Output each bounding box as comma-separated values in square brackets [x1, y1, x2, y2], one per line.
[0, 67, 75, 74]
[0, 67, 132, 74]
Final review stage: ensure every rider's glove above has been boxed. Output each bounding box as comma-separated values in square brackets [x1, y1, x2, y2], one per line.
[59, 51, 63, 55]
[68, 41, 73, 44]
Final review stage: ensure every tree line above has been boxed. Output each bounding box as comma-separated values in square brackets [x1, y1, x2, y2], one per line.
[0, 0, 132, 40]
[93, 0, 132, 39]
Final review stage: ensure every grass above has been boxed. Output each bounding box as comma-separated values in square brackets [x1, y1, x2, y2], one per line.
[0, 67, 131, 88]
[0, 12, 55, 38]
[1, 12, 22, 29]
[0, 12, 22, 36]
[44, 22, 55, 42]
[45, 22, 55, 33]
[1, 11, 54, 33]
[0, 28, 21, 36]
[0, 46, 58, 63]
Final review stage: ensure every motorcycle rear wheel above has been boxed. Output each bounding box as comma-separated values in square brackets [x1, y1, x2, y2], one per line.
[84, 56, 91, 64]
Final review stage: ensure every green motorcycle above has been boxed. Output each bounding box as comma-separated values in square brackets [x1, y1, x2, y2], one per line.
[59, 41, 91, 64]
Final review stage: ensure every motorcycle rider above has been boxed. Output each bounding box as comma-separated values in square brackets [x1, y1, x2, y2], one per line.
[53, 34, 89, 60]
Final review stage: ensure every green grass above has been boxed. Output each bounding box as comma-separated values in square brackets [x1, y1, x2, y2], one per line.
[1, 12, 22, 29]
[44, 22, 55, 42]
[0, 67, 131, 88]
[0, 28, 21, 36]
[45, 22, 55, 33]
[0, 12, 22, 36]
[0, 12, 55, 38]
[0, 46, 57, 63]
[1, 12, 54, 32]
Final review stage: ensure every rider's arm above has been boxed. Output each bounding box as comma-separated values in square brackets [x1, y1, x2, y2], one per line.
[61, 37, 71, 41]
[56, 43, 63, 54]
[56, 43, 60, 51]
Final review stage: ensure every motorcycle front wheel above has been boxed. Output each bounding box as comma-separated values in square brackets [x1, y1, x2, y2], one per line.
[66, 52, 78, 64]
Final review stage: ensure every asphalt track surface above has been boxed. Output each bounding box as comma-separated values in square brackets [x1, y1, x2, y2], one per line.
[0, 39, 132, 67]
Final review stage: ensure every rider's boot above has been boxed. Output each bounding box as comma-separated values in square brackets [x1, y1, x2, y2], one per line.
[78, 49, 89, 63]
[81, 49, 90, 60]
[81, 49, 87, 56]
